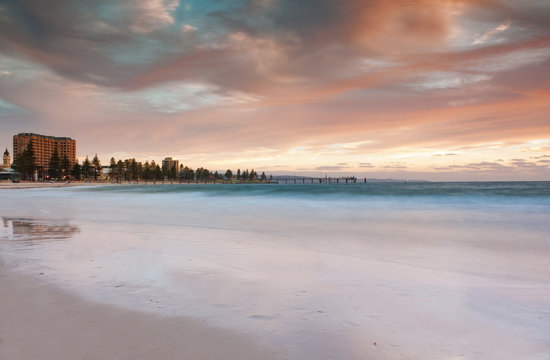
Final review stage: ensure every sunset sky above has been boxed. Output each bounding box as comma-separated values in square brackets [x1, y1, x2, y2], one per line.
[1, 0, 549, 180]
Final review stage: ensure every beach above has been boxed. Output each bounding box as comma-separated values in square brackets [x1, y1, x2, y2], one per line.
[0, 181, 105, 189]
[0, 183, 284, 360]
[0, 261, 280, 360]
[1, 182, 549, 359]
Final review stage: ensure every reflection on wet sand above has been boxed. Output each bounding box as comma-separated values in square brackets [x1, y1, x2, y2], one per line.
[1, 217, 79, 243]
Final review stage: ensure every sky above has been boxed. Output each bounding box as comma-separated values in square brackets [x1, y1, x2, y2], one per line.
[1, 0, 549, 180]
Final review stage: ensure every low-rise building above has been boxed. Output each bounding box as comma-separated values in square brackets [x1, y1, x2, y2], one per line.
[0, 168, 18, 182]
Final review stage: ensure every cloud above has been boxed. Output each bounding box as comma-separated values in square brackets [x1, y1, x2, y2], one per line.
[315, 166, 345, 171]
[359, 163, 375, 168]
[126, 0, 179, 34]
[431, 159, 549, 172]
[181, 24, 197, 33]
[474, 19, 511, 45]
[464, 162, 510, 170]
[382, 163, 408, 169]
[0, 1, 517, 91]
[510, 159, 549, 170]
[0, 0, 547, 109]
[1, 0, 550, 180]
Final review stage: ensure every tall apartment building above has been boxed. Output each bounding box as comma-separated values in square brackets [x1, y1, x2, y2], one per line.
[162, 157, 179, 173]
[13, 133, 77, 174]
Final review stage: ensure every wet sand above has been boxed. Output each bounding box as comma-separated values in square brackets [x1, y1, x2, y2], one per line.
[0, 181, 217, 189]
[0, 182, 102, 189]
[0, 262, 280, 360]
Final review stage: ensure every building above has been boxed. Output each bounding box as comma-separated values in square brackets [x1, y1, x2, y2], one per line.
[2, 148, 9, 168]
[162, 157, 179, 173]
[13, 133, 77, 178]
[1, 149, 18, 181]
[0, 168, 18, 182]
[100, 165, 112, 181]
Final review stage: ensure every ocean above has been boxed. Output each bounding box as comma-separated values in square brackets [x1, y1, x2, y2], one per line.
[1, 182, 549, 360]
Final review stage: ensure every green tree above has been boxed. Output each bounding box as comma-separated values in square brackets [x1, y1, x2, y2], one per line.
[196, 167, 211, 181]
[236, 169, 241, 180]
[260, 172, 267, 181]
[92, 154, 101, 180]
[71, 162, 82, 180]
[129, 158, 139, 181]
[180, 166, 194, 180]
[154, 164, 163, 180]
[61, 155, 70, 179]
[82, 156, 92, 180]
[169, 165, 177, 180]
[109, 157, 117, 181]
[225, 169, 233, 180]
[136, 161, 143, 181]
[142, 161, 152, 180]
[48, 148, 61, 180]
[11, 152, 25, 179]
[12, 142, 36, 180]
[25, 143, 37, 180]
[11, 152, 23, 173]
[117, 160, 124, 182]
[123, 159, 130, 180]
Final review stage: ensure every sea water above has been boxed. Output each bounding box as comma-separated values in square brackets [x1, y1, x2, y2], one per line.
[1, 182, 549, 360]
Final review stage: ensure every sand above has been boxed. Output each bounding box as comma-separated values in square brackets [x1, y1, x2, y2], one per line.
[0, 181, 214, 189]
[0, 181, 111, 189]
[0, 262, 280, 360]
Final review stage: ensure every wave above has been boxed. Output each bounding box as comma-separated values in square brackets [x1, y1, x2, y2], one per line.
[77, 181, 550, 199]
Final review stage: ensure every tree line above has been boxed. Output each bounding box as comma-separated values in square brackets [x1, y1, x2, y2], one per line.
[11, 144, 102, 181]
[105, 157, 270, 183]
[12, 147, 270, 182]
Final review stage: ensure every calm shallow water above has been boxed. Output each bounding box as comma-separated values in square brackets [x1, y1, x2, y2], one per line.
[1, 182, 550, 360]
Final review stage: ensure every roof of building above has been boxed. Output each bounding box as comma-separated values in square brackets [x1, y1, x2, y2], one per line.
[15, 133, 75, 141]
[4, 148, 9, 156]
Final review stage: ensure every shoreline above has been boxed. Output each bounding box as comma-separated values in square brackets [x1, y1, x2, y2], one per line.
[0, 181, 108, 189]
[0, 261, 281, 360]
[0, 181, 249, 189]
